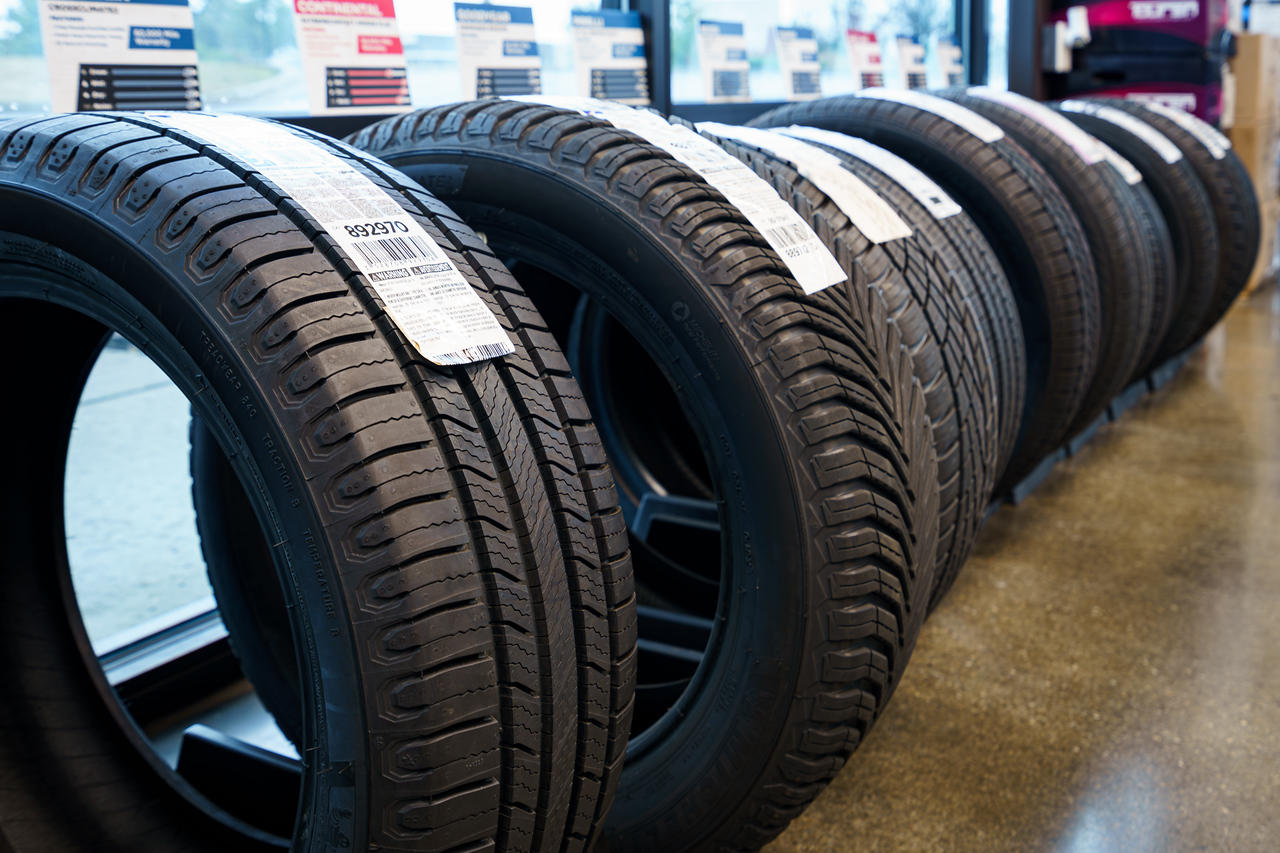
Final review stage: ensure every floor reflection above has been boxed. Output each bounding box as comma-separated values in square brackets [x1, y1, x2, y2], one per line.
[762, 287, 1280, 852]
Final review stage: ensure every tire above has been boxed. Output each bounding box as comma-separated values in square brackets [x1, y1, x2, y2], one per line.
[189, 120, 639, 853]
[1086, 99, 1258, 345]
[348, 99, 940, 853]
[1122, 179, 1178, 380]
[695, 124, 997, 608]
[751, 93, 1100, 493]
[1053, 99, 1219, 367]
[934, 88, 1155, 434]
[773, 128, 1028, 491]
[0, 111, 632, 853]
[191, 419, 304, 747]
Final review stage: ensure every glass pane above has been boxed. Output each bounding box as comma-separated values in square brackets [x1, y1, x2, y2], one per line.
[987, 0, 1008, 89]
[671, 0, 959, 105]
[0, 0, 51, 114]
[191, 0, 308, 113]
[64, 334, 214, 647]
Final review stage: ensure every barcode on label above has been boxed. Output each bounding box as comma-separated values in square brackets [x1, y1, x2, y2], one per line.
[351, 235, 440, 267]
[435, 341, 515, 365]
[763, 222, 814, 247]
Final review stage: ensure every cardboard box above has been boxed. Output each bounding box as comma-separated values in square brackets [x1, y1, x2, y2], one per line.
[1227, 118, 1280, 204]
[1243, 198, 1279, 296]
[1230, 33, 1280, 122]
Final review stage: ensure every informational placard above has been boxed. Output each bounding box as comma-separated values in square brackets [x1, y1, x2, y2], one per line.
[38, 0, 202, 114]
[698, 122, 912, 244]
[896, 36, 927, 89]
[455, 3, 541, 99]
[935, 35, 965, 86]
[291, 0, 410, 115]
[511, 96, 845, 295]
[571, 10, 648, 104]
[846, 30, 884, 90]
[775, 26, 821, 101]
[697, 20, 750, 103]
[146, 112, 514, 365]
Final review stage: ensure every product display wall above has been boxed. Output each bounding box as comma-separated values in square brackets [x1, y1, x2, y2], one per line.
[0, 6, 1266, 852]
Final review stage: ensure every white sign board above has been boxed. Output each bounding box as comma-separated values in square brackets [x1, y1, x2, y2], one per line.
[292, 0, 411, 116]
[697, 19, 750, 103]
[455, 3, 541, 100]
[897, 36, 927, 90]
[38, 0, 201, 114]
[934, 35, 965, 87]
[846, 30, 884, 90]
[571, 10, 648, 105]
[776, 26, 821, 101]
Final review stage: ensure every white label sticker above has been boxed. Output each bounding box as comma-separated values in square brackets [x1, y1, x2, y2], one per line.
[859, 88, 1005, 143]
[697, 123, 912, 245]
[1058, 99, 1184, 165]
[968, 86, 1105, 165]
[511, 96, 845, 295]
[1140, 101, 1231, 160]
[1095, 139, 1144, 185]
[144, 112, 514, 366]
[777, 125, 964, 220]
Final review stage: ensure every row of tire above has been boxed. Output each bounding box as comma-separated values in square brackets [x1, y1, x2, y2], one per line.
[0, 86, 1256, 853]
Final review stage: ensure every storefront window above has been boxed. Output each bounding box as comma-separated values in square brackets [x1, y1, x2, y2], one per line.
[986, 0, 1008, 89]
[670, 0, 958, 105]
[65, 336, 215, 648]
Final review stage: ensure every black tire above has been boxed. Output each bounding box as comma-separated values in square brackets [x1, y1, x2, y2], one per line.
[1121, 179, 1178, 380]
[348, 99, 940, 853]
[695, 124, 997, 608]
[189, 121, 639, 853]
[191, 419, 305, 747]
[773, 128, 1028, 491]
[1053, 98, 1220, 367]
[935, 88, 1155, 434]
[751, 93, 1100, 493]
[0, 111, 632, 853]
[1086, 100, 1258, 345]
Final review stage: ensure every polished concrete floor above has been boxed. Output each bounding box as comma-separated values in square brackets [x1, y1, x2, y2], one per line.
[765, 287, 1280, 853]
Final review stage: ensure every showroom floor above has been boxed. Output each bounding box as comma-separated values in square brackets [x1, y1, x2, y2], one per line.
[763, 285, 1280, 851]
